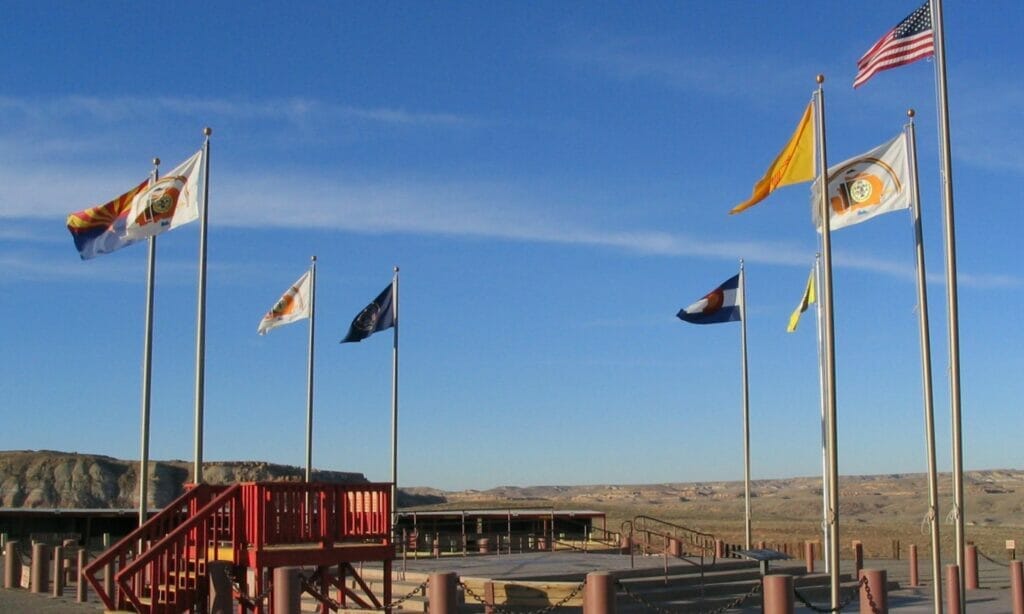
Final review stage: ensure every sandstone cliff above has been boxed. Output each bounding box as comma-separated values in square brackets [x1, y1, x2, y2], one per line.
[0, 450, 367, 509]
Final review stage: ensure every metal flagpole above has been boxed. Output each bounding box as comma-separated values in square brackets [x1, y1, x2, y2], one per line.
[813, 75, 841, 609]
[929, 3, 966, 602]
[138, 158, 160, 527]
[813, 254, 830, 573]
[193, 127, 212, 485]
[304, 256, 318, 482]
[739, 260, 752, 550]
[390, 266, 400, 529]
[907, 110, 944, 614]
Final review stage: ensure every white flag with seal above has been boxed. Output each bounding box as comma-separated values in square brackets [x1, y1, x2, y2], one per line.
[811, 134, 910, 231]
[126, 149, 203, 239]
[258, 271, 312, 335]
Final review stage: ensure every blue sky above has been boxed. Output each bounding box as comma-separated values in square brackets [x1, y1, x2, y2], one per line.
[2, 2, 1022, 491]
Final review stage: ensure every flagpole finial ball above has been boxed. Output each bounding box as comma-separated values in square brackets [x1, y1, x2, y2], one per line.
[311, 255, 317, 262]
[393, 265, 399, 273]
[152, 158, 160, 166]
[203, 127, 212, 136]
[816, 74, 825, 84]
[908, 109, 916, 118]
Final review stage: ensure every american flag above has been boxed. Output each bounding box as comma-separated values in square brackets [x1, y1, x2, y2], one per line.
[853, 2, 934, 88]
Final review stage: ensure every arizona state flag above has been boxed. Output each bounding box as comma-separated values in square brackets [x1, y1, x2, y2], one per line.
[66, 180, 149, 259]
[730, 102, 815, 214]
[341, 283, 395, 343]
[786, 266, 817, 333]
[257, 271, 312, 335]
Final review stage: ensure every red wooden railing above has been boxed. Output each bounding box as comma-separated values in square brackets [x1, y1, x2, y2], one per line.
[242, 482, 391, 549]
[89, 482, 390, 613]
[115, 484, 243, 614]
[83, 484, 228, 611]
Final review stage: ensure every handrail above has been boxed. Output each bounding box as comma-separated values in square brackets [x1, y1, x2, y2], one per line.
[633, 515, 716, 559]
[115, 484, 243, 614]
[82, 483, 225, 611]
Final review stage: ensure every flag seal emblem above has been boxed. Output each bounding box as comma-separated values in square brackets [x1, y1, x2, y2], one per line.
[828, 156, 901, 217]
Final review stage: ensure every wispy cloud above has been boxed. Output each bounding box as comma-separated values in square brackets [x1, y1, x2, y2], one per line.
[1, 162, 1013, 288]
[0, 95, 476, 131]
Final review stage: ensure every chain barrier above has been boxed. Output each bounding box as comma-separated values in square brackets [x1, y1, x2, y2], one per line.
[615, 577, 761, 614]
[793, 575, 868, 613]
[976, 548, 1012, 568]
[460, 579, 586, 614]
[299, 572, 430, 611]
[226, 567, 271, 610]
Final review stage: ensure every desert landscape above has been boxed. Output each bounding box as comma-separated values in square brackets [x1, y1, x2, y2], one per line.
[2, 450, 1020, 562]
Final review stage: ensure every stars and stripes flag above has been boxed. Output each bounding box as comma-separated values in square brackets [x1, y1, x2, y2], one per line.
[853, 2, 934, 88]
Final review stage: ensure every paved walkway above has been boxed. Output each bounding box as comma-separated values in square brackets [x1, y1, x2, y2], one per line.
[0, 551, 1018, 612]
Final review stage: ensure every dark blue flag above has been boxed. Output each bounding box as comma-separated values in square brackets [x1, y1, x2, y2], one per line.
[341, 282, 395, 343]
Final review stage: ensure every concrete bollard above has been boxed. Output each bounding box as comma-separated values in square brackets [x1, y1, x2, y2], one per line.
[804, 541, 815, 574]
[433, 538, 441, 558]
[4, 541, 21, 589]
[619, 535, 631, 555]
[52, 545, 64, 597]
[1010, 560, 1024, 614]
[715, 539, 725, 559]
[62, 539, 76, 584]
[478, 538, 490, 554]
[76, 549, 89, 603]
[965, 544, 979, 590]
[945, 564, 962, 614]
[852, 541, 864, 577]
[763, 574, 794, 614]
[859, 568, 888, 614]
[583, 571, 616, 614]
[208, 561, 233, 614]
[427, 572, 457, 614]
[272, 567, 302, 614]
[909, 544, 919, 587]
[31, 543, 49, 594]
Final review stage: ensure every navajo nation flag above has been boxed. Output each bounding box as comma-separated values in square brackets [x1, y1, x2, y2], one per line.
[66, 180, 149, 259]
[854, 2, 934, 88]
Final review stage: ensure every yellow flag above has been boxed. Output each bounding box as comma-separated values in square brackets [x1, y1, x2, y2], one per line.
[786, 266, 817, 333]
[731, 102, 815, 214]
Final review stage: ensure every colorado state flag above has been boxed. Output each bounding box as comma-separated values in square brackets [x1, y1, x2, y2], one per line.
[66, 179, 149, 259]
[677, 274, 742, 325]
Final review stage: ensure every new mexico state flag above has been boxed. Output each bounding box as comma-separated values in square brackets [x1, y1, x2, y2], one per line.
[730, 102, 815, 214]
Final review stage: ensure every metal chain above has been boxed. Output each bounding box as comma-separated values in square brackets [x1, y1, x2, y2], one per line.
[300, 573, 430, 611]
[976, 548, 1012, 568]
[460, 579, 585, 614]
[792, 575, 867, 613]
[615, 577, 761, 614]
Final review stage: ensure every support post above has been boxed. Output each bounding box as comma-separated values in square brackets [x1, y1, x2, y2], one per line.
[102, 533, 113, 600]
[860, 569, 888, 614]
[965, 544, 978, 590]
[52, 545, 64, 597]
[76, 549, 88, 603]
[805, 541, 815, 574]
[272, 567, 302, 614]
[945, 564, 961, 614]
[763, 574, 794, 614]
[30, 543, 49, 594]
[909, 544, 920, 587]
[853, 541, 864, 577]
[583, 571, 616, 614]
[1010, 560, 1024, 614]
[427, 572, 457, 614]
[4, 541, 20, 589]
